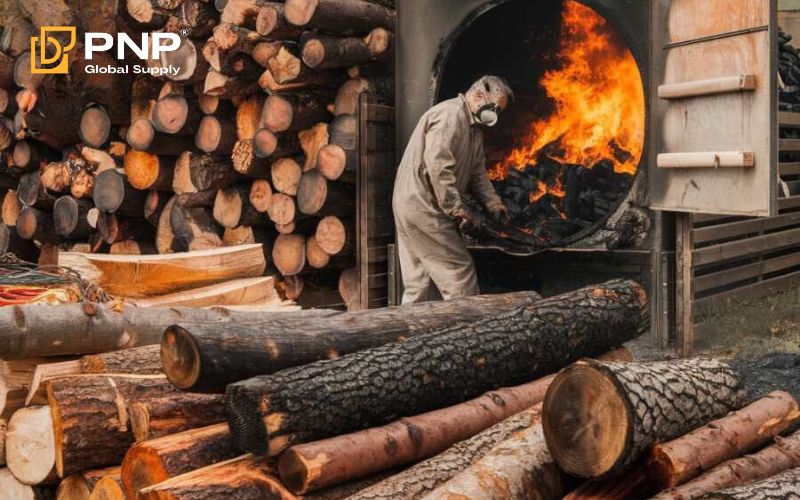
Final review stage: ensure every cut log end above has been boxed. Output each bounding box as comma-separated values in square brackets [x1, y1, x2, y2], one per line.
[127, 118, 155, 151]
[152, 95, 190, 134]
[301, 39, 325, 68]
[284, 0, 319, 27]
[6, 405, 56, 486]
[124, 150, 161, 190]
[272, 233, 305, 276]
[253, 129, 278, 158]
[271, 158, 302, 196]
[161, 326, 202, 391]
[262, 95, 293, 133]
[79, 106, 112, 148]
[196, 115, 224, 153]
[267, 193, 295, 225]
[316, 215, 347, 255]
[249, 179, 273, 213]
[542, 361, 629, 478]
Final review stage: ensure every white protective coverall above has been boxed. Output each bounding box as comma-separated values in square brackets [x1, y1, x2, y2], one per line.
[392, 95, 504, 304]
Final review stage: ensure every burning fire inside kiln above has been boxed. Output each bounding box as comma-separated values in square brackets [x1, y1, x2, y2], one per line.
[440, 0, 646, 247]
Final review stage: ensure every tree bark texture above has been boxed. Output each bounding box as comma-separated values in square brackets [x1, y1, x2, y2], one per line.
[698, 467, 800, 499]
[48, 375, 181, 476]
[279, 347, 633, 494]
[162, 290, 542, 392]
[650, 391, 800, 488]
[542, 358, 747, 479]
[652, 430, 800, 500]
[225, 280, 647, 455]
[80, 345, 163, 375]
[130, 393, 227, 442]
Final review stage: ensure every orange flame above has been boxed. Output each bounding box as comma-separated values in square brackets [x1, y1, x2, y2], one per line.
[497, 0, 645, 177]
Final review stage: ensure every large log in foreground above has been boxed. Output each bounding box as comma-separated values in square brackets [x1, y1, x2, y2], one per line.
[226, 280, 648, 456]
[649, 391, 800, 489]
[280, 347, 634, 494]
[699, 467, 800, 499]
[652, 430, 800, 500]
[543, 358, 747, 479]
[0, 303, 292, 359]
[162, 290, 541, 392]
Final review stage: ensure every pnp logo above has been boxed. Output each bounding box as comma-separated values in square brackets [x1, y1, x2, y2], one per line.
[31, 26, 77, 74]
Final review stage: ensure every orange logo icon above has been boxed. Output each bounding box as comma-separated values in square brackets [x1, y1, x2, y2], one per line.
[30, 26, 77, 74]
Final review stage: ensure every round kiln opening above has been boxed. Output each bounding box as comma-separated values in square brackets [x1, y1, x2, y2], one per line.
[436, 0, 645, 246]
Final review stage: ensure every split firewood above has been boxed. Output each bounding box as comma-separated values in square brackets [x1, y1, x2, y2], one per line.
[80, 345, 163, 375]
[173, 151, 236, 195]
[232, 138, 270, 176]
[261, 93, 332, 132]
[223, 225, 266, 246]
[41, 157, 85, 194]
[56, 466, 120, 500]
[195, 115, 237, 154]
[652, 430, 800, 500]
[0, 468, 54, 500]
[127, 118, 195, 155]
[2, 190, 21, 226]
[248, 178, 273, 212]
[421, 412, 563, 500]
[129, 393, 227, 441]
[315, 215, 352, 256]
[280, 348, 633, 494]
[213, 23, 265, 53]
[253, 129, 302, 159]
[649, 391, 800, 489]
[302, 31, 392, 69]
[158, 37, 208, 84]
[266, 192, 296, 225]
[297, 170, 354, 216]
[17, 206, 58, 243]
[124, 150, 176, 191]
[543, 358, 747, 479]
[121, 423, 239, 498]
[162, 289, 540, 392]
[213, 183, 265, 228]
[283, 0, 395, 34]
[299, 122, 329, 171]
[698, 467, 800, 499]
[48, 375, 181, 476]
[235, 94, 265, 141]
[271, 157, 303, 195]
[53, 196, 93, 240]
[225, 280, 646, 455]
[6, 405, 58, 485]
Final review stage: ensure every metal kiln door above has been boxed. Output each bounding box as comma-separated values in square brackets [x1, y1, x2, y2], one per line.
[649, 0, 778, 217]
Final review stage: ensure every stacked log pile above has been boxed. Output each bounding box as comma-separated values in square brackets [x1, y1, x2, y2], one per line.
[1, 279, 798, 498]
[0, 0, 395, 308]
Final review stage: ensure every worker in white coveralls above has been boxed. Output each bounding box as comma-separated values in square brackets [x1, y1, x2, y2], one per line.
[393, 75, 513, 304]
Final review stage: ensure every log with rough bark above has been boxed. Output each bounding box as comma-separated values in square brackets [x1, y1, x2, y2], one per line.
[302, 32, 391, 69]
[261, 93, 332, 133]
[351, 407, 542, 500]
[80, 345, 162, 375]
[652, 430, 800, 500]
[284, 0, 395, 33]
[543, 358, 747, 479]
[213, 183, 264, 228]
[48, 375, 180, 477]
[226, 280, 647, 455]
[649, 391, 800, 489]
[170, 204, 224, 251]
[130, 394, 227, 442]
[253, 129, 301, 159]
[124, 150, 176, 191]
[127, 119, 195, 156]
[173, 151, 235, 195]
[698, 467, 800, 499]
[6, 405, 58, 485]
[121, 423, 239, 499]
[280, 348, 633, 494]
[421, 414, 563, 500]
[162, 290, 540, 392]
[134, 277, 280, 309]
[297, 170, 354, 216]
[0, 301, 281, 359]
[56, 466, 120, 500]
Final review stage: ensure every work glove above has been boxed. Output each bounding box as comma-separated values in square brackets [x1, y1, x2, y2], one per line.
[487, 202, 511, 227]
[452, 206, 482, 232]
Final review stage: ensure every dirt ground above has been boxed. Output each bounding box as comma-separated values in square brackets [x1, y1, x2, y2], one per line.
[627, 286, 800, 401]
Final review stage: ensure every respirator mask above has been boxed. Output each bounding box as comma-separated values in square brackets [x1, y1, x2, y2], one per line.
[474, 102, 502, 127]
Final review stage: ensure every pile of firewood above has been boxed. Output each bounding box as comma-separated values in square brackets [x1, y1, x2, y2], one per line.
[0, 0, 395, 308]
[0, 279, 798, 499]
